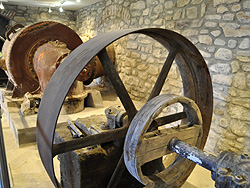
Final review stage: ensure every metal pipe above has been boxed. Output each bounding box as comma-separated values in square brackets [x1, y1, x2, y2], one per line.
[169, 138, 216, 171]
[0, 108, 10, 188]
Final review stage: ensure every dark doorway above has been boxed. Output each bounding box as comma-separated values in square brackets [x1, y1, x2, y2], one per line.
[0, 15, 10, 86]
[0, 15, 9, 49]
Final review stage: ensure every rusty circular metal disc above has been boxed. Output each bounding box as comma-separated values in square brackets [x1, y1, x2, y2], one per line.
[36, 28, 213, 187]
[5, 21, 82, 95]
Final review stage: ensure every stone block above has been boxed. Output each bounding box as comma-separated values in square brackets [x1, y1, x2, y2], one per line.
[231, 61, 240, 73]
[236, 51, 250, 62]
[14, 16, 26, 22]
[165, 1, 174, 9]
[212, 74, 232, 86]
[173, 9, 182, 20]
[153, 4, 163, 14]
[126, 41, 138, 49]
[191, 19, 203, 27]
[210, 63, 230, 74]
[205, 21, 218, 27]
[214, 48, 232, 60]
[213, 0, 240, 7]
[17, 5, 27, 11]
[222, 13, 234, 21]
[177, 0, 190, 7]
[243, 1, 250, 9]
[211, 30, 221, 37]
[220, 23, 250, 37]
[205, 14, 221, 20]
[153, 18, 164, 26]
[239, 38, 250, 49]
[230, 119, 249, 137]
[233, 72, 246, 90]
[130, 1, 146, 10]
[148, 65, 159, 75]
[231, 97, 250, 108]
[219, 118, 229, 128]
[182, 29, 199, 37]
[228, 39, 237, 48]
[137, 63, 148, 71]
[199, 35, 212, 45]
[144, 18, 151, 25]
[200, 29, 209, 34]
[201, 3, 206, 17]
[237, 90, 250, 98]
[85, 90, 104, 108]
[228, 104, 250, 121]
[214, 39, 226, 46]
[217, 6, 228, 13]
[232, 4, 241, 11]
[242, 65, 250, 72]
[187, 6, 198, 19]
[191, 0, 202, 4]
[138, 71, 148, 80]
[207, 46, 216, 52]
[236, 12, 250, 23]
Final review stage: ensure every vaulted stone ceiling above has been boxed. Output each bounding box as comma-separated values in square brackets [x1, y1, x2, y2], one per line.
[1, 0, 101, 10]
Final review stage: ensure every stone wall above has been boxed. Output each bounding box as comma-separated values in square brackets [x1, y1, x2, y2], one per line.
[77, 0, 250, 155]
[2, 3, 77, 30]
[1, 0, 249, 156]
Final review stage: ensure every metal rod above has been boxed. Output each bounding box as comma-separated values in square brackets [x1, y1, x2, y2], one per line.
[75, 119, 92, 136]
[67, 126, 78, 138]
[0, 108, 11, 188]
[67, 119, 84, 138]
[53, 126, 128, 156]
[169, 138, 216, 171]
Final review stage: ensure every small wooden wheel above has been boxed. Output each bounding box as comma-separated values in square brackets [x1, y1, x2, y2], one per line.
[124, 94, 204, 188]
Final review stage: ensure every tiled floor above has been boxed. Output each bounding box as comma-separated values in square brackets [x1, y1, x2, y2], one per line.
[2, 113, 214, 188]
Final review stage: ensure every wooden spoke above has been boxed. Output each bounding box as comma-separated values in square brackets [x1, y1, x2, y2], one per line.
[137, 125, 202, 165]
[97, 48, 137, 120]
[154, 111, 187, 127]
[148, 47, 179, 101]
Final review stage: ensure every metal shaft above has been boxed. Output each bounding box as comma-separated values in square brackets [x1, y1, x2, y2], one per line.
[169, 138, 216, 171]
[67, 120, 84, 138]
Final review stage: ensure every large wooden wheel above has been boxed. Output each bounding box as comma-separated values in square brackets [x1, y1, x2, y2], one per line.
[36, 28, 213, 187]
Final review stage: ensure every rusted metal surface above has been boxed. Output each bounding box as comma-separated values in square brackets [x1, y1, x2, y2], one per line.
[1, 21, 115, 97]
[33, 41, 70, 92]
[61, 81, 87, 114]
[76, 35, 115, 85]
[1, 21, 82, 97]
[36, 28, 213, 187]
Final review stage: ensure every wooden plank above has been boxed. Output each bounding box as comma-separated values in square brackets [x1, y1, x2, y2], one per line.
[136, 125, 201, 165]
